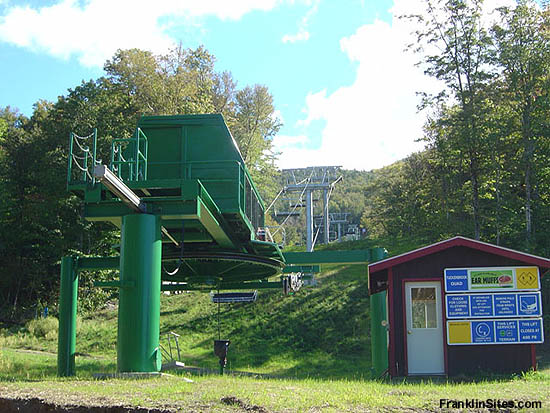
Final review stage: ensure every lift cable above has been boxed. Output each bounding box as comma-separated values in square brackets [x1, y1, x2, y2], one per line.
[264, 187, 284, 214]
[265, 175, 312, 214]
[163, 222, 185, 276]
[312, 225, 322, 251]
[271, 170, 314, 236]
[311, 177, 339, 249]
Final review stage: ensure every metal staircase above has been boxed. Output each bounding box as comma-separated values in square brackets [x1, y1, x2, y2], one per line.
[159, 331, 185, 370]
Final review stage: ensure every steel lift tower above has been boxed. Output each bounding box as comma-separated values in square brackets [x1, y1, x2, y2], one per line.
[58, 115, 385, 377]
[281, 166, 342, 251]
[328, 212, 350, 242]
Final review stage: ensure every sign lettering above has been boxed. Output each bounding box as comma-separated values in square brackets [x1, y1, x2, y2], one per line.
[446, 292, 542, 319]
[444, 267, 540, 293]
[447, 318, 543, 345]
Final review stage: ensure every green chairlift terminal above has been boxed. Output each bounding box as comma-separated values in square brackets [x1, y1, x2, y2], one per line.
[58, 114, 385, 376]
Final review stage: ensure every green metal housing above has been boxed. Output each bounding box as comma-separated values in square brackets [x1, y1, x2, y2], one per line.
[64, 114, 286, 374]
[68, 114, 284, 289]
[368, 247, 388, 377]
[61, 114, 388, 376]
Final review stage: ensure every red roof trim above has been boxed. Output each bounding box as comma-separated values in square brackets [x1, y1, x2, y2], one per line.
[368, 236, 550, 274]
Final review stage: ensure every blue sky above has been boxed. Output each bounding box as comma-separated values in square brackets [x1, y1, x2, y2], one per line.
[0, 0, 513, 170]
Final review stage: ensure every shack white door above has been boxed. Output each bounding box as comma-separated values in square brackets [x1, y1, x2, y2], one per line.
[405, 281, 444, 375]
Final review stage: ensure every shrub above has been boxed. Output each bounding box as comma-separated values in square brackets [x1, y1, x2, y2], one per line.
[26, 317, 58, 339]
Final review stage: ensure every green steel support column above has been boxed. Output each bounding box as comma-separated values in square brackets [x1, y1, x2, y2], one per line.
[370, 290, 388, 378]
[57, 256, 78, 377]
[117, 214, 162, 373]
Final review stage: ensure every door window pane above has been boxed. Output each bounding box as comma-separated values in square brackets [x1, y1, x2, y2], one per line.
[411, 287, 437, 328]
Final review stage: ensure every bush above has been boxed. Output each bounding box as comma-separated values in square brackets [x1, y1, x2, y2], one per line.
[26, 317, 58, 339]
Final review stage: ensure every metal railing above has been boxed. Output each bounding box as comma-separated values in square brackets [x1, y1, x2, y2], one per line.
[67, 129, 98, 185]
[257, 226, 286, 246]
[145, 159, 266, 233]
[159, 331, 182, 364]
[110, 128, 148, 181]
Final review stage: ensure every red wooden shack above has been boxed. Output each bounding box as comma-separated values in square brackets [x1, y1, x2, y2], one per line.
[368, 236, 549, 377]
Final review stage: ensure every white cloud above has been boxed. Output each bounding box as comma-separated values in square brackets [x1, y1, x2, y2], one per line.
[272, 109, 284, 125]
[275, 0, 516, 171]
[281, 0, 318, 44]
[0, 0, 282, 67]
[277, 8, 440, 170]
[272, 134, 309, 148]
[282, 28, 310, 44]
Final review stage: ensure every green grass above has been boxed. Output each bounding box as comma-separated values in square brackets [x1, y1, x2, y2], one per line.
[155, 263, 371, 378]
[1, 245, 550, 411]
[0, 350, 549, 412]
[1, 263, 372, 379]
[0, 348, 116, 381]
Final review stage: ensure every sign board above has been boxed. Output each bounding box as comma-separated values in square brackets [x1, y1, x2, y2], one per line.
[446, 292, 542, 319]
[444, 267, 540, 292]
[447, 318, 544, 345]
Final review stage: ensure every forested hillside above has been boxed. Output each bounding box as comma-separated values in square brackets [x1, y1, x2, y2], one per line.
[0, 46, 281, 318]
[360, 0, 550, 257]
[2, 0, 550, 319]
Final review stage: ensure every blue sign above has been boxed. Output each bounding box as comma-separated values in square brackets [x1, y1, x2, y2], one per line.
[494, 294, 516, 316]
[447, 318, 544, 345]
[519, 319, 543, 342]
[518, 294, 540, 316]
[495, 320, 518, 343]
[445, 269, 468, 292]
[446, 295, 469, 317]
[470, 295, 493, 317]
[472, 321, 494, 343]
[446, 292, 541, 319]
[444, 266, 541, 292]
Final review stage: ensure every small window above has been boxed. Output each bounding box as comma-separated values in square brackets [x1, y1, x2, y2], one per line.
[411, 287, 437, 328]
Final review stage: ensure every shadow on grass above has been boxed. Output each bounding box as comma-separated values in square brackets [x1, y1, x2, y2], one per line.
[0, 349, 116, 382]
[157, 265, 374, 381]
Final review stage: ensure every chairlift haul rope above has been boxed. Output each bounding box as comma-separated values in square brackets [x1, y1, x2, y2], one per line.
[163, 221, 185, 276]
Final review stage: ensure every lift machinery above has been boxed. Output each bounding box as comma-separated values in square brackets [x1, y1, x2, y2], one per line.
[57, 114, 385, 376]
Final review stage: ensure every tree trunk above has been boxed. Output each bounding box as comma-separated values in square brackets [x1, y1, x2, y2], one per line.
[468, 119, 481, 241]
[11, 264, 22, 318]
[471, 166, 481, 240]
[525, 161, 532, 243]
[495, 165, 501, 245]
[522, 106, 534, 245]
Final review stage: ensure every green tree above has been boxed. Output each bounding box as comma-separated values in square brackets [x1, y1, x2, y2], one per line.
[405, 0, 495, 239]
[232, 85, 281, 164]
[0, 45, 284, 317]
[232, 84, 282, 197]
[492, 0, 550, 245]
[104, 45, 218, 116]
[104, 46, 281, 182]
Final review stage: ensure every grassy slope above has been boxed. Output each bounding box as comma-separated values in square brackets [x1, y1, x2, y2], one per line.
[0, 350, 549, 412]
[0, 260, 372, 379]
[1, 238, 550, 411]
